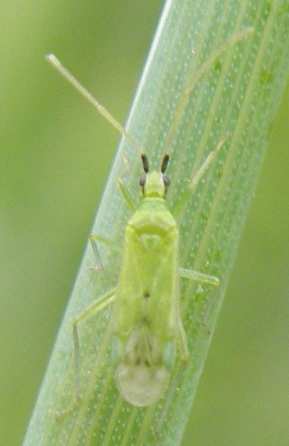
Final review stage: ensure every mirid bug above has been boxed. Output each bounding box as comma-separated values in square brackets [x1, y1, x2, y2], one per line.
[71, 148, 220, 408]
[47, 28, 252, 407]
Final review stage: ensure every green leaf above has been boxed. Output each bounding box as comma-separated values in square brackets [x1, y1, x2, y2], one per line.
[24, 1, 289, 445]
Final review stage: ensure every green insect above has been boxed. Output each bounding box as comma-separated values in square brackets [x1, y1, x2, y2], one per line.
[111, 152, 221, 407]
[72, 149, 220, 408]
[69, 148, 220, 408]
[47, 28, 252, 408]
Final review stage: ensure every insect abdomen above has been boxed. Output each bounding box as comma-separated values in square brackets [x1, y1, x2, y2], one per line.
[115, 327, 173, 407]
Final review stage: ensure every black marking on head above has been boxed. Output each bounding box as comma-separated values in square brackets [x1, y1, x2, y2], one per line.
[142, 316, 150, 327]
[141, 153, 149, 173]
[161, 154, 170, 173]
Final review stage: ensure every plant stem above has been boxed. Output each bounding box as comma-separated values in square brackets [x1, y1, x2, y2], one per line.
[24, 1, 289, 445]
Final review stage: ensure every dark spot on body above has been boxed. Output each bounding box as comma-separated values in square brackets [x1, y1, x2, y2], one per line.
[214, 59, 222, 73]
[144, 291, 150, 299]
[260, 69, 273, 84]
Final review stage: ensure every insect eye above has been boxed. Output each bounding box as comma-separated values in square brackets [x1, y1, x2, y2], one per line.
[163, 175, 170, 188]
[139, 174, 146, 192]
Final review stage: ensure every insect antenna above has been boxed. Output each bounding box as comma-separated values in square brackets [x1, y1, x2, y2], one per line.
[160, 154, 170, 173]
[141, 153, 149, 173]
[163, 27, 254, 153]
[46, 54, 145, 155]
[173, 134, 229, 218]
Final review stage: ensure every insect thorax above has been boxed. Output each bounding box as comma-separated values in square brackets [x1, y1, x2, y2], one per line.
[129, 197, 177, 236]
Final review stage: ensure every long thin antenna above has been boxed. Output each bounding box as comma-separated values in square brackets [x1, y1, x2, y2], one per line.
[173, 134, 230, 219]
[164, 27, 254, 152]
[189, 134, 228, 193]
[46, 54, 144, 154]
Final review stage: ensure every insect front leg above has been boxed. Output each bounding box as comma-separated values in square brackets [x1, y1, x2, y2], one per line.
[89, 233, 117, 271]
[89, 177, 135, 270]
[179, 267, 220, 287]
[117, 178, 136, 211]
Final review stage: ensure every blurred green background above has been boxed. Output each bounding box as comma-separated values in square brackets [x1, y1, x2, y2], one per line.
[1, 1, 288, 445]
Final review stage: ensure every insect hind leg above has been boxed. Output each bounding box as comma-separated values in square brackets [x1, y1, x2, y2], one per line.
[55, 288, 116, 419]
[72, 287, 116, 394]
[176, 313, 189, 363]
[179, 267, 219, 287]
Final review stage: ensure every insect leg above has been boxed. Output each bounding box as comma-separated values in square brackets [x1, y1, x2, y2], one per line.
[176, 306, 189, 363]
[117, 178, 136, 211]
[89, 233, 116, 271]
[72, 288, 116, 401]
[179, 267, 220, 287]
[55, 288, 116, 419]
